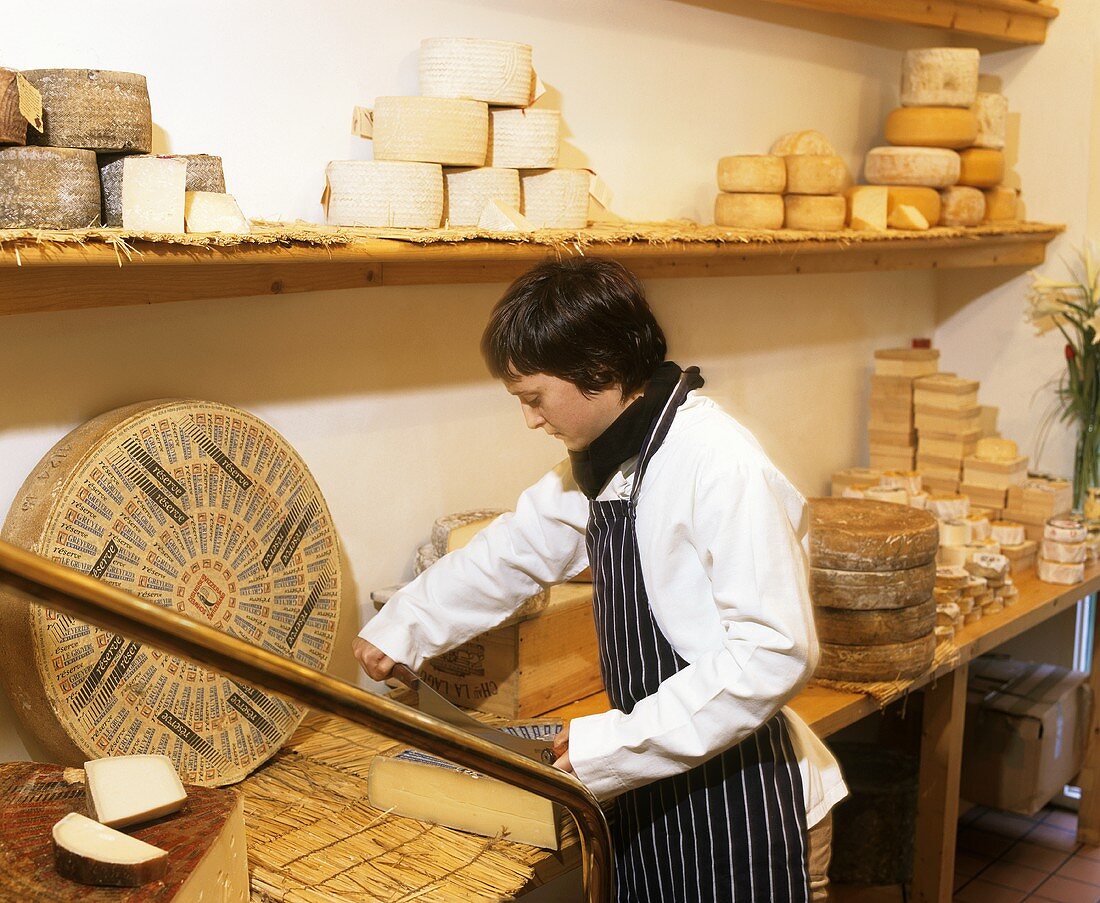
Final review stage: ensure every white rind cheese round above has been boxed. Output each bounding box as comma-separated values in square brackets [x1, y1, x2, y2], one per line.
[419, 38, 534, 107]
[714, 192, 784, 230]
[965, 514, 991, 541]
[24, 69, 151, 153]
[486, 109, 560, 169]
[372, 96, 489, 167]
[864, 486, 908, 506]
[965, 553, 1009, 580]
[990, 521, 1026, 545]
[783, 194, 846, 231]
[325, 160, 444, 228]
[1045, 517, 1087, 544]
[881, 471, 923, 494]
[0, 146, 100, 228]
[884, 107, 978, 150]
[900, 48, 980, 108]
[443, 167, 520, 226]
[939, 186, 985, 226]
[865, 147, 960, 188]
[770, 130, 835, 156]
[1041, 539, 1086, 564]
[717, 155, 786, 193]
[784, 155, 849, 195]
[520, 169, 589, 228]
[973, 92, 1007, 149]
[1038, 558, 1085, 585]
[100, 153, 225, 227]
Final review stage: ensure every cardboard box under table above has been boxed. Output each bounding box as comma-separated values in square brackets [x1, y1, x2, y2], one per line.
[961, 655, 1092, 816]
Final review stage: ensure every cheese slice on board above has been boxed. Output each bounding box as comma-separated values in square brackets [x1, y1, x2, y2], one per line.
[53, 812, 168, 886]
[432, 509, 509, 556]
[717, 155, 786, 193]
[184, 191, 249, 233]
[715, 192, 784, 229]
[478, 198, 534, 232]
[84, 755, 187, 829]
[865, 147, 960, 188]
[884, 107, 978, 150]
[783, 194, 845, 231]
[900, 48, 980, 108]
[0, 146, 100, 228]
[0, 69, 25, 146]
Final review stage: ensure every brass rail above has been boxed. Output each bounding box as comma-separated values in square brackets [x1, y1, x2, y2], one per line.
[0, 538, 613, 901]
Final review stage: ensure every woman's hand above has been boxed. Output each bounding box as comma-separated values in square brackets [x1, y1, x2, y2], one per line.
[552, 721, 574, 774]
[352, 636, 396, 681]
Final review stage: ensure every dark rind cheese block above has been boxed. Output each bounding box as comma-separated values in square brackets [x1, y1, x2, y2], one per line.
[53, 813, 168, 886]
[815, 598, 935, 646]
[809, 498, 939, 572]
[816, 634, 936, 682]
[0, 146, 100, 228]
[0, 762, 247, 901]
[99, 154, 225, 226]
[24, 69, 151, 153]
[810, 560, 935, 610]
[0, 68, 26, 146]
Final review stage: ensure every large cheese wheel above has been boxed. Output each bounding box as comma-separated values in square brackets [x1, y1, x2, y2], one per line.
[521, 169, 589, 228]
[486, 109, 559, 169]
[443, 167, 520, 227]
[983, 186, 1018, 222]
[770, 130, 835, 156]
[100, 154, 225, 227]
[717, 155, 785, 193]
[0, 146, 100, 228]
[885, 186, 942, 226]
[900, 48, 980, 108]
[784, 194, 845, 231]
[939, 186, 985, 226]
[815, 598, 934, 646]
[865, 147, 960, 188]
[810, 560, 936, 610]
[884, 107, 978, 150]
[372, 96, 488, 167]
[809, 498, 939, 572]
[816, 634, 936, 682]
[325, 160, 443, 228]
[973, 92, 1007, 150]
[957, 148, 1005, 189]
[0, 69, 25, 146]
[419, 38, 534, 107]
[24, 69, 151, 153]
[714, 192, 784, 229]
[784, 155, 849, 195]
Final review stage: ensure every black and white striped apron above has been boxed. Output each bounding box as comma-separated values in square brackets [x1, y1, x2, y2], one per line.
[586, 371, 810, 903]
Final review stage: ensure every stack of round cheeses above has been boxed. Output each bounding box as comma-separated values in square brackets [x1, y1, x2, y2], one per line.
[1038, 517, 1088, 584]
[965, 552, 1011, 614]
[809, 498, 939, 682]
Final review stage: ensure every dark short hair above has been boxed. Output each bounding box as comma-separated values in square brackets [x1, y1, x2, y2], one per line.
[481, 258, 667, 396]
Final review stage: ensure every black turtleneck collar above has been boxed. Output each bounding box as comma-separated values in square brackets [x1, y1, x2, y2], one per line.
[569, 362, 704, 499]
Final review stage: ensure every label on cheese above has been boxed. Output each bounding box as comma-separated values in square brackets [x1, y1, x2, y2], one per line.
[15, 73, 42, 131]
[1045, 517, 1087, 544]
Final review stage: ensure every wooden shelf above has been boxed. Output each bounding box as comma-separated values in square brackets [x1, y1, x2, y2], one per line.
[749, 0, 1059, 45]
[0, 223, 1063, 316]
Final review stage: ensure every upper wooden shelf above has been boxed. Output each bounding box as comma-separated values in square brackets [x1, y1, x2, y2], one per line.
[0, 221, 1064, 316]
[749, 0, 1059, 45]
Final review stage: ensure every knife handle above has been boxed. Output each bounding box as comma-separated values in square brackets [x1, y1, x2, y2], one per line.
[391, 662, 420, 689]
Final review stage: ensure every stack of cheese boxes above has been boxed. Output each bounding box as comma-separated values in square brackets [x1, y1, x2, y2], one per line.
[327, 38, 593, 231]
[914, 373, 982, 493]
[853, 48, 1017, 231]
[1039, 516, 1089, 585]
[0, 69, 246, 233]
[715, 130, 850, 231]
[868, 347, 939, 475]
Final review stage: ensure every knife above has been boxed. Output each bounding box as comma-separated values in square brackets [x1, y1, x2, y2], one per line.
[392, 663, 559, 765]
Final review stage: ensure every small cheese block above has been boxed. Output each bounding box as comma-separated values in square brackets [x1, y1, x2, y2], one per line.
[443, 166, 521, 226]
[783, 194, 845, 231]
[0, 146, 100, 228]
[714, 192, 784, 229]
[887, 203, 929, 231]
[770, 130, 835, 156]
[938, 545, 968, 567]
[101, 153, 226, 227]
[24, 69, 151, 153]
[325, 160, 443, 228]
[431, 509, 509, 557]
[864, 486, 907, 505]
[183, 191, 249, 234]
[965, 513, 992, 541]
[865, 147, 960, 188]
[478, 198, 533, 232]
[939, 186, 985, 226]
[958, 148, 1005, 189]
[900, 48, 980, 108]
[972, 92, 1007, 149]
[1037, 558, 1085, 585]
[832, 467, 885, 495]
[784, 155, 849, 195]
[121, 156, 186, 233]
[965, 552, 1009, 580]
[983, 186, 1019, 222]
[809, 498, 939, 572]
[936, 603, 960, 626]
[884, 107, 978, 150]
[1041, 539, 1086, 564]
[975, 437, 1018, 462]
[936, 566, 971, 591]
[990, 521, 1026, 545]
[880, 470, 922, 494]
[814, 598, 935, 646]
[486, 109, 560, 169]
[84, 755, 187, 828]
[372, 96, 489, 167]
[846, 185, 887, 230]
[965, 575, 988, 597]
[0, 69, 25, 146]
[1045, 517, 1088, 544]
[885, 186, 942, 226]
[816, 634, 935, 682]
[939, 518, 972, 546]
[419, 38, 534, 106]
[52, 812, 168, 887]
[717, 155, 786, 193]
[934, 587, 961, 606]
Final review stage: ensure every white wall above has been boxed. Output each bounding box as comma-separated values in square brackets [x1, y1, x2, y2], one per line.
[0, 1, 1090, 765]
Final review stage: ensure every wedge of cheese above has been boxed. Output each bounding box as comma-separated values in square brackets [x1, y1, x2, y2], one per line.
[846, 186, 887, 230]
[121, 156, 186, 232]
[84, 755, 187, 829]
[184, 191, 249, 234]
[886, 186, 941, 226]
[478, 198, 533, 232]
[887, 203, 929, 231]
[52, 812, 168, 887]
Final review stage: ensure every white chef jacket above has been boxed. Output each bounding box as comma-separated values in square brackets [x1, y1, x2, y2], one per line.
[361, 392, 847, 826]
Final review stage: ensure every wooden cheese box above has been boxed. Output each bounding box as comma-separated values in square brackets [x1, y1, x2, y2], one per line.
[963, 455, 1029, 490]
[873, 348, 939, 378]
[914, 406, 981, 436]
[869, 399, 914, 431]
[1006, 480, 1073, 520]
[418, 583, 601, 718]
[870, 375, 915, 402]
[960, 483, 1009, 509]
[922, 473, 961, 494]
[913, 374, 980, 410]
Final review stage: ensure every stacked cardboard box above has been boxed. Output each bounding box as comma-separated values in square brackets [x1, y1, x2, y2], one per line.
[1003, 478, 1073, 543]
[914, 373, 980, 493]
[869, 348, 939, 471]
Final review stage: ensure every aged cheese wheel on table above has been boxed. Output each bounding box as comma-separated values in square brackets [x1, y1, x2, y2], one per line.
[715, 192, 784, 229]
[717, 155, 786, 193]
[810, 559, 935, 609]
[900, 48, 980, 108]
[865, 147, 960, 188]
[0, 762, 248, 900]
[784, 155, 849, 195]
[0, 146, 100, 228]
[0, 68, 25, 146]
[372, 96, 488, 167]
[443, 166, 520, 227]
[815, 597, 934, 646]
[0, 400, 341, 786]
[24, 69, 151, 153]
[884, 107, 978, 150]
[419, 38, 534, 107]
[972, 92, 1007, 149]
[958, 148, 1005, 189]
[325, 160, 443, 228]
[809, 498, 939, 572]
[939, 186, 985, 226]
[486, 108, 560, 169]
[521, 168, 589, 228]
[784, 194, 846, 231]
[817, 634, 936, 682]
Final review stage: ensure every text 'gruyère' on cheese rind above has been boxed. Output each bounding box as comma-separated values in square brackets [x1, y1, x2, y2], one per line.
[23, 69, 151, 154]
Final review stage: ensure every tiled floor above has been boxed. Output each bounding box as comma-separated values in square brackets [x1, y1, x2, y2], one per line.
[831, 805, 1100, 903]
